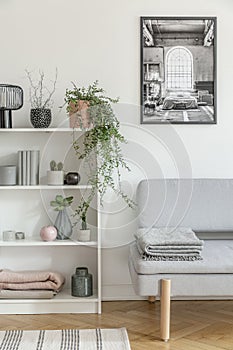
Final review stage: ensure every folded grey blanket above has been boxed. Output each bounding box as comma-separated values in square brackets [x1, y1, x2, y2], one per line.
[142, 253, 203, 261]
[136, 241, 203, 261]
[136, 241, 202, 256]
[135, 227, 204, 261]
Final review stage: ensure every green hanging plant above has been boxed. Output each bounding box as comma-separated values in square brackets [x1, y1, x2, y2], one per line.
[64, 81, 135, 226]
[65, 80, 118, 110]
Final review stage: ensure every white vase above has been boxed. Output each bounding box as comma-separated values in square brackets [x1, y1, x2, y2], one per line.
[47, 170, 64, 185]
[77, 229, 91, 242]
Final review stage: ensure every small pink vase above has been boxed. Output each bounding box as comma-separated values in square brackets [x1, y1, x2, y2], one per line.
[40, 226, 57, 241]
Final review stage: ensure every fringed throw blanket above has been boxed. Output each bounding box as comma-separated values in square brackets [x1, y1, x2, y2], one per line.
[0, 269, 65, 292]
[135, 227, 204, 261]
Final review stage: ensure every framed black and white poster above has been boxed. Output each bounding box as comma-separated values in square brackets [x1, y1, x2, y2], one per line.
[140, 17, 217, 124]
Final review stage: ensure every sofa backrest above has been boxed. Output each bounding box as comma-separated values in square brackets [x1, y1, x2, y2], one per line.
[137, 179, 233, 231]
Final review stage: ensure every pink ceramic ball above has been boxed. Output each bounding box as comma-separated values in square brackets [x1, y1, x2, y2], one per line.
[40, 226, 57, 241]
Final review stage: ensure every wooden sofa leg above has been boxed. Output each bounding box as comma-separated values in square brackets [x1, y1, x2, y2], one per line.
[160, 279, 171, 342]
[148, 296, 156, 303]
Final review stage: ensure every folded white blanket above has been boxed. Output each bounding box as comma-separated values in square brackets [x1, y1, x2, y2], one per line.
[135, 227, 204, 261]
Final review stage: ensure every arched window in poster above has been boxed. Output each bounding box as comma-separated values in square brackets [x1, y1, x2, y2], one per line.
[166, 47, 193, 90]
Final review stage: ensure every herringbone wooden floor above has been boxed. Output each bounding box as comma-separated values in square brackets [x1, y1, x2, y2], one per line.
[0, 300, 233, 349]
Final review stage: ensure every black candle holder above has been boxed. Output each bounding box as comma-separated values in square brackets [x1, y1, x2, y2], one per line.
[0, 84, 23, 128]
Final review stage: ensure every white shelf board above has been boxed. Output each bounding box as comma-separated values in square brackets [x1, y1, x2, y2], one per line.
[0, 290, 100, 314]
[0, 128, 83, 133]
[53, 290, 99, 303]
[0, 185, 92, 190]
[0, 290, 98, 304]
[0, 239, 97, 247]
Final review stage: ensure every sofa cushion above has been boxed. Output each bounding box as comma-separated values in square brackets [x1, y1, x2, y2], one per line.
[129, 239, 233, 274]
[137, 179, 233, 231]
[128, 257, 233, 296]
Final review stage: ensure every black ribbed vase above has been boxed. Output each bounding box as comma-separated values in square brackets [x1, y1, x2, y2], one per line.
[30, 108, 52, 128]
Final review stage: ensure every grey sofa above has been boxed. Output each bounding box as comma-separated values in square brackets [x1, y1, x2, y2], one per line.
[128, 179, 233, 341]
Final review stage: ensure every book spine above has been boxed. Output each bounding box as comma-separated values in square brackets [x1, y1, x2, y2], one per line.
[22, 151, 27, 186]
[30, 150, 40, 185]
[17, 151, 22, 185]
[26, 151, 31, 186]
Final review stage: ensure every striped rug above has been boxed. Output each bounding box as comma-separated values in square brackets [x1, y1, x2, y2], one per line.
[0, 328, 131, 349]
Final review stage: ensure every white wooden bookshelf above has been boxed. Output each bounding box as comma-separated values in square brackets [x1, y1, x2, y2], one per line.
[0, 126, 101, 315]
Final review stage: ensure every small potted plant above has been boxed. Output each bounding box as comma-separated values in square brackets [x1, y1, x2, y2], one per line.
[76, 200, 91, 242]
[47, 160, 64, 185]
[26, 68, 57, 128]
[50, 194, 73, 240]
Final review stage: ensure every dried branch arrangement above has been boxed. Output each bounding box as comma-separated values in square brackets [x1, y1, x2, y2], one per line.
[26, 68, 58, 109]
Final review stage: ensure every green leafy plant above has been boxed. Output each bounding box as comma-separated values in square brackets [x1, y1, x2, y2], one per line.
[79, 201, 89, 230]
[50, 160, 63, 171]
[50, 195, 73, 211]
[64, 81, 135, 227]
[65, 80, 118, 112]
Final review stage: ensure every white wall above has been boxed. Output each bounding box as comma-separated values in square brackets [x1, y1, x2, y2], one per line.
[0, 0, 233, 299]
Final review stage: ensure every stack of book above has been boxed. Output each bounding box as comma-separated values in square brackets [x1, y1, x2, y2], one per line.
[18, 150, 40, 185]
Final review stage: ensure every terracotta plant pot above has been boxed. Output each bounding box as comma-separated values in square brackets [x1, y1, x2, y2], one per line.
[69, 100, 91, 129]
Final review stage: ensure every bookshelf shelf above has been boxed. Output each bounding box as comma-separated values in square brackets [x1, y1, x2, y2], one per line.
[0, 128, 83, 133]
[0, 185, 92, 190]
[0, 239, 97, 247]
[0, 289, 99, 314]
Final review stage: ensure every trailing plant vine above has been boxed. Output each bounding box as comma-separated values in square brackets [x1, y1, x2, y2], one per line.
[65, 81, 135, 228]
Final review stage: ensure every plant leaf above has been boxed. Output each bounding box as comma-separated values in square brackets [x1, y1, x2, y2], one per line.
[55, 195, 64, 203]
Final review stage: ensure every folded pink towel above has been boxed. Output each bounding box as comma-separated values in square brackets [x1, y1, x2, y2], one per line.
[0, 269, 65, 292]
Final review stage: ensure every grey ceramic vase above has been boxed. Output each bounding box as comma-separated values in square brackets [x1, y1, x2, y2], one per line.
[71, 267, 93, 297]
[30, 108, 52, 128]
[54, 208, 72, 240]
